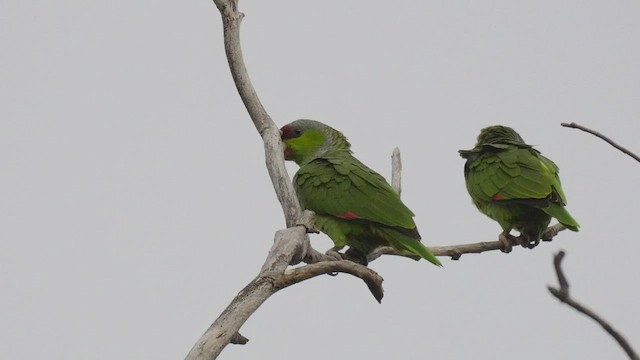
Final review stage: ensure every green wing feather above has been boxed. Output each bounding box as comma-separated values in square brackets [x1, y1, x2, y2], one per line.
[466, 147, 579, 230]
[295, 155, 416, 230]
[295, 153, 441, 266]
[544, 204, 579, 231]
[381, 228, 441, 266]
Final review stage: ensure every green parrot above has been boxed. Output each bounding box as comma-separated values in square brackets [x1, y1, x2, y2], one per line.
[459, 125, 579, 251]
[280, 119, 441, 266]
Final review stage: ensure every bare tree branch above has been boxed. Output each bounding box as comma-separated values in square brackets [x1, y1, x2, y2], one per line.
[186, 2, 384, 358]
[190, 3, 581, 359]
[551, 250, 569, 292]
[186, 228, 303, 360]
[391, 147, 402, 195]
[368, 224, 567, 262]
[185, 2, 311, 358]
[367, 247, 421, 263]
[278, 261, 384, 303]
[561, 122, 640, 164]
[540, 223, 566, 240]
[555, 125, 640, 358]
[213, 0, 302, 225]
[433, 224, 566, 260]
[548, 251, 639, 360]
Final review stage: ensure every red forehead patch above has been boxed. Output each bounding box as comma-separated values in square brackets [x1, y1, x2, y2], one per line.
[280, 125, 300, 140]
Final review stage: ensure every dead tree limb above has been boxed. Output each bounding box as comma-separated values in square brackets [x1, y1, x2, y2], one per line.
[278, 261, 384, 303]
[548, 251, 639, 360]
[187, 2, 579, 359]
[561, 122, 640, 164]
[213, 0, 301, 224]
[368, 223, 567, 262]
[391, 147, 402, 196]
[186, 2, 383, 359]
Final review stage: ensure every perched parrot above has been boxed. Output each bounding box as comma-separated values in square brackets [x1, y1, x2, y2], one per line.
[459, 125, 579, 251]
[280, 119, 441, 266]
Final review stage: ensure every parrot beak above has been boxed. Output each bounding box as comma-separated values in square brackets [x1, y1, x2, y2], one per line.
[282, 141, 293, 161]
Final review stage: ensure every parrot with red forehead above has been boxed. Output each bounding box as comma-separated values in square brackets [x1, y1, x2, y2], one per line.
[280, 119, 441, 266]
[459, 125, 579, 251]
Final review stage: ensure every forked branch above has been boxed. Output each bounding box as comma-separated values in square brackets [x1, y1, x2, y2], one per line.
[548, 251, 639, 360]
[185, 2, 384, 359]
[189, 2, 579, 359]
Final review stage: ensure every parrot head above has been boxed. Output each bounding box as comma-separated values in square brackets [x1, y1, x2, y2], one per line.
[459, 125, 528, 159]
[475, 125, 526, 146]
[280, 119, 351, 165]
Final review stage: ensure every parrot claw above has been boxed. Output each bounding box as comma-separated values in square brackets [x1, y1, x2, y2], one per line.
[525, 237, 540, 249]
[297, 210, 319, 234]
[517, 233, 540, 249]
[498, 232, 517, 253]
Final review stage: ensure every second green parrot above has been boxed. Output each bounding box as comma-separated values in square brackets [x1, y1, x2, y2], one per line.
[281, 119, 441, 266]
[459, 125, 579, 251]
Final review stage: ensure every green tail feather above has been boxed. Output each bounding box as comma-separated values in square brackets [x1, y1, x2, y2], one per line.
[383, 229, 442, 267]
[544, 204, 580, 232]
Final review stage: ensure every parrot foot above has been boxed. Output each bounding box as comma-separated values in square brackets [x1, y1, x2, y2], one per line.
[498, 232, 518, 253]
[520, 236, 540, 249]
[325, 247, 345, 261]
[297, 210, 319, 234]
[345, 248, 369, 266]
[516, 231, 540, 249]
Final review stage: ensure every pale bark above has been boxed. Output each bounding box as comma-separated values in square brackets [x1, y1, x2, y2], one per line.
[185, 2, 382, 359]
[391, 147, 402, 195]
[187, 2, 579, 359]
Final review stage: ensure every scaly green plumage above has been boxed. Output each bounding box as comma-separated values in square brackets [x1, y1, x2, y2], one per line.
[459, 125, 579, 247]
[281, 119, 441, 266]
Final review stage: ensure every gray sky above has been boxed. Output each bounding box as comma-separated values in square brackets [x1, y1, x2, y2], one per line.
[3, 1, 640, 359]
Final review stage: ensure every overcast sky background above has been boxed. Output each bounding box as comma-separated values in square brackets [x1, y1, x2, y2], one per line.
[3, 1, 640, 359]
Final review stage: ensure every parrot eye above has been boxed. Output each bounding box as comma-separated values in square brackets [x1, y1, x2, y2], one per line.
[280, 125, 304, 139]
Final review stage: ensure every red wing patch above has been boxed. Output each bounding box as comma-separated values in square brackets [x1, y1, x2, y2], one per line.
[335, 211, 359, 220]
[492, 193, 505, 201]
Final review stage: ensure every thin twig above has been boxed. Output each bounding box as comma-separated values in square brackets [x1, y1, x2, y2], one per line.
[561, 122, 640, 163]
[391, 147, 402, 195]
[552, 250, 569, 292]
[548, 251, 639, 360]
[368, 224, 567, 262]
